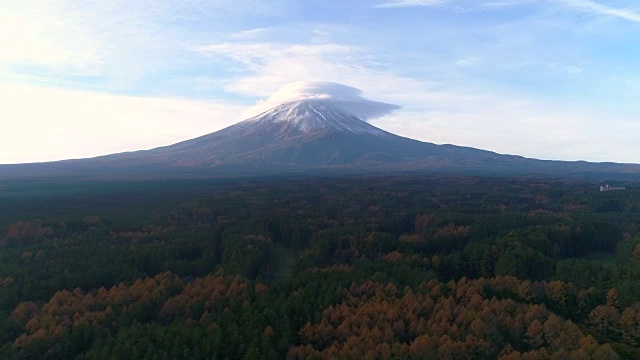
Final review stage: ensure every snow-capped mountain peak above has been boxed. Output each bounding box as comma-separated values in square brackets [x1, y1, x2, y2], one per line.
[244, 100, 387, 136]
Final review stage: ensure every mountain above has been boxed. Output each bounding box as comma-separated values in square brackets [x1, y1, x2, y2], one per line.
[1, 99, 639, 179]
[103, 100, 488, 166]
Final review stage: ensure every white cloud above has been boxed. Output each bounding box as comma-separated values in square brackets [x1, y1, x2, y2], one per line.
[375, 0, 450, 8]
[555, 0, 640, 23]
[244, 81, 400, 119]
[0, 84, 243, 164]
[0, 7, 102, 73]
[375, 0, 640, 20]
[191, 38, 640, 162]
[195, 42, 358, 75]
[0, 0, 283, 86]
[230, 28, 271, 40]
[0, 72, 117, 91]
[455, 56, 480, 67]
[194, 42, 374, 99]
[196, 41, 448, 105]
[567, 65, 583, 74]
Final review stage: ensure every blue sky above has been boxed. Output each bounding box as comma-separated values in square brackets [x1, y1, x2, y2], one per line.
[1, 0, 639, 164]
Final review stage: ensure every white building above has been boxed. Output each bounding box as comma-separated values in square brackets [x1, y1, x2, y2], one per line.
[600, 185, 626, 192]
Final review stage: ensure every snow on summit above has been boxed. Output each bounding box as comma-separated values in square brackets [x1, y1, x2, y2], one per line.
[244, 81, 400, 121]
[245, 100, 388, 135]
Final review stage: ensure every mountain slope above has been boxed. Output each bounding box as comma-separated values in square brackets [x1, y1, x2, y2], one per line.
[100, 100, 509, 166]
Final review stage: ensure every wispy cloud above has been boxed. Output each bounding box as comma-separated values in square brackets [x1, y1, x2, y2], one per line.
[0, 0, 290, 92]
[556, 0, 640, 23]
[229, 28, 271, 40]
[374, 0, 531, 10]
[455, 56, 480, 67]
[375, 0, 450, 9]
[0, 72, 117, 91]
[194, 42, 364, 97]
[375, 0, 640, 20]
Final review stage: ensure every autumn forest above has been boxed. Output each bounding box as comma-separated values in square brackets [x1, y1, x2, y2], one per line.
[0, 174, 638, 359]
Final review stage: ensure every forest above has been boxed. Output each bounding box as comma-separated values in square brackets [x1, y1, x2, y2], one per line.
[0, 174, 638, 359]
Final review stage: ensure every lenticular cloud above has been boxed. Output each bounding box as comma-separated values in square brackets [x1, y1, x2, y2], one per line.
[246, 81, 400, 121]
